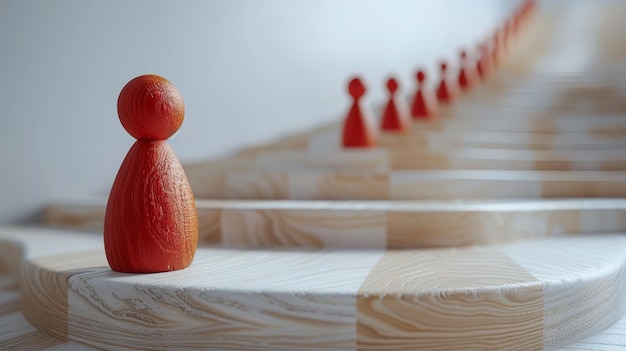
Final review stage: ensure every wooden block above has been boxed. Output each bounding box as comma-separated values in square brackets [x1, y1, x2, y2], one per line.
[286, 171, 390, 200]
[226, 172, 290, 199]
[185, 157, 257, 198]
[356, 249, 543, 350]
[221, 207, 387, 249]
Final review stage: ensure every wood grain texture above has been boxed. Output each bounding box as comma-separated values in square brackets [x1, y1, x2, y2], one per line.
[20, 250, 108, 342]
[185, 157, 253, 198]
[503, 237, 626, 350]
[3, 228, 626, 350]
[224, 169, 570, 201]
[311, 127, 626, 153]
[255, 149, 390, 171]
[221, 208, 387, 249]
[560, 316, 626, 351]
[224, 170, 626, 200]
[0, 227, 105, 346]
[1, 317, 100, 350]
[66, 248, 381, 351]
[45, 198, 626, 249]
[227, 171, 290, 199]
[184, 148, 626, 178]
[287, 171, 390, 200]
[8, 284, 626, 351]
[357, 249, 544, 350]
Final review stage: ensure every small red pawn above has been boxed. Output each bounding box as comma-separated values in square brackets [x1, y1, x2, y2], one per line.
[105, 74, 198, 273]
[457, 50, 473, 91]
[381, 77, 411, 132]
[436, 61, 455, 104]
[411, 70, 437, 119]
[342, 77, 377, 147]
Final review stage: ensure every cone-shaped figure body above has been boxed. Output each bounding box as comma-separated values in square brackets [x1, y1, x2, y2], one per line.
[411, 70, 438, 119]
[105, 74, 198, 273]
[342, 77, 377, 147]
[458, 51, 473, 91]
[436, 61, 455, 104]
[381, 77, 411, 131]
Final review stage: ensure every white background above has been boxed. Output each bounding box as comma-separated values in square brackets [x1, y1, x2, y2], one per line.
[0, 0, 509, 223]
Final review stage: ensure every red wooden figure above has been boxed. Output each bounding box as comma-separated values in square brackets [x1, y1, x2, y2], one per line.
[381, 77, 411, 131]
[411, 70, 437, 119]
[104, 74, 199, 273]
[458, 50, 473, 91]
[342, 77, 377, 147]
[436, 61, 455, 104]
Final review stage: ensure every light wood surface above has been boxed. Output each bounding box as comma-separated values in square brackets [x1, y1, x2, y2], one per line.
[186, 128, 626, 183]
[185, 168, 626, 199]
[2, 227, 626, 350]
[307, 117, 626, 151]
[45, 198, 626, 249]
[228, 148, 626, 171]
[379, 130, 626, 150]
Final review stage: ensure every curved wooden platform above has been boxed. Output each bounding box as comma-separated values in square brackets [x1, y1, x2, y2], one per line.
[378, 131, 626, 150]
[185, 168, 626, 200]
[2, 227, 626, 351]
[46, 198, 626, 249]
[254, 148, 626, 171]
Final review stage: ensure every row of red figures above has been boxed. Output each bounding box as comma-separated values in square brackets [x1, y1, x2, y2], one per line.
[342, 0, 536, 148]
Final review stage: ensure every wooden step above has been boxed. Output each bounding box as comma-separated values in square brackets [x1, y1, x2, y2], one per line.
[45, 198, 626, 250]
[2, 227, 626, 351]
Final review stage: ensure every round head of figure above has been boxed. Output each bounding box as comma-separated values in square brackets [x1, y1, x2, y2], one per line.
[117, 74, 185, 140]
[348, 77, 366, 100]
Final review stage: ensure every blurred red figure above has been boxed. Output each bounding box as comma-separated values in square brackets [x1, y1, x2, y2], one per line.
[381, 77, 411, 132]
[411, 70, 437, 119]
[436, 61, 455, 104]
[342, 77, 377, 147]
[458, 50, 474, 91]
